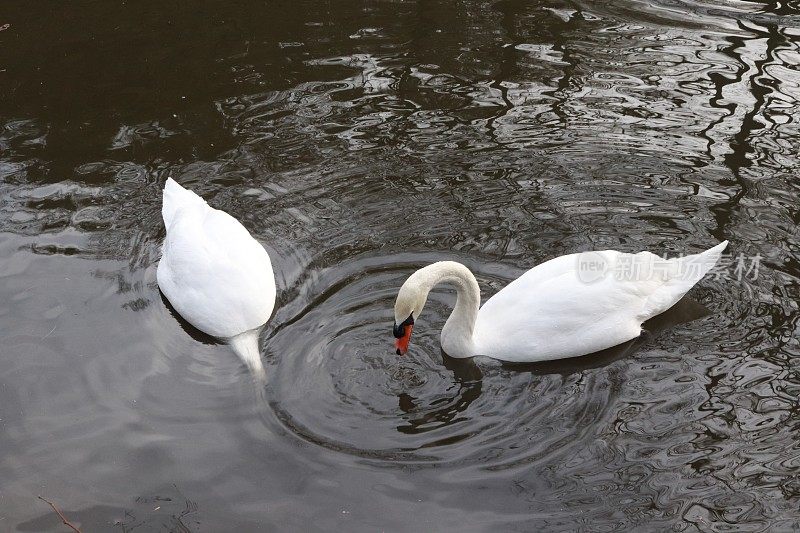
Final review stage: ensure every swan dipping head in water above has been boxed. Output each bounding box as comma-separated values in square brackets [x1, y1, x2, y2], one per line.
[393, 241, 728, 363]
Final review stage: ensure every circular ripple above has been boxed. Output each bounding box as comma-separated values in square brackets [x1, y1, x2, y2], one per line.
[264, 252, 620, 469]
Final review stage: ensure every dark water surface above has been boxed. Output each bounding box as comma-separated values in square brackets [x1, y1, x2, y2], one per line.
[2, 1, 800, 531]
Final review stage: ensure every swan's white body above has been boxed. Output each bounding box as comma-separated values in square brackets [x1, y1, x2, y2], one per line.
[394, 241, 728, 362]
[157, 178, 275, 378]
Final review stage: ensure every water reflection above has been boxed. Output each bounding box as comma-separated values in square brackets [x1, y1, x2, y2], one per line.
[396, 354, 484, 437]
[1, 0, 800, 530]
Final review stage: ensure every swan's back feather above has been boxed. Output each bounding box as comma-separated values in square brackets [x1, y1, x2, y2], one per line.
[473, 241, 727, 362]
[157, 179, 276, 340]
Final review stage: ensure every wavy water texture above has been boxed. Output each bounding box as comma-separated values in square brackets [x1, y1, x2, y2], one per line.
[1, 0, 799, 531]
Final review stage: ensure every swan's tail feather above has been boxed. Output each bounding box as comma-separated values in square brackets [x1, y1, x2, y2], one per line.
[640, 240, 728, 319]
[678, 240, 729, 280]
[162, 177, 207, 229]
[229, 329, 266, 382]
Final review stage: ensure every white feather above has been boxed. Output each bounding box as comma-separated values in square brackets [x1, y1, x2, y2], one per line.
[157, 178, 276, 377]
[396, 241, 728, 363]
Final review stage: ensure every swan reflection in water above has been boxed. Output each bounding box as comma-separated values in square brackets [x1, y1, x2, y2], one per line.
[394, 296, 709, 437]
[396, 354, 483, 439]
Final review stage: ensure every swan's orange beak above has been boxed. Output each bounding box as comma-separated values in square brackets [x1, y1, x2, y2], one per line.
[393, 314, 415, 355]
[395, 324, 413, 355]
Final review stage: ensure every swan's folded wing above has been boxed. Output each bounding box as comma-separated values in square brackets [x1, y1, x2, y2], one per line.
[473, 250, 687, 362]
[158, 206, 275, 338]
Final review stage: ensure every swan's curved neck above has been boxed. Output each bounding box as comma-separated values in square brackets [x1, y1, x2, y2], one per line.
[414, 261, 481, 358]
[229, 329, 266, 382]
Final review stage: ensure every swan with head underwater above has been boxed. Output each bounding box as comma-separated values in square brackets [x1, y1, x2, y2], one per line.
[157, 178, 275, 380]
[393, 241, 728, 362]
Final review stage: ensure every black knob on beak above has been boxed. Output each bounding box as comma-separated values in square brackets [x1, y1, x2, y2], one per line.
[393, 313, 414, 338]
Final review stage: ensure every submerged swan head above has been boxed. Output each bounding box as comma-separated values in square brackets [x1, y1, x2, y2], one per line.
[393, 272, 430, 355]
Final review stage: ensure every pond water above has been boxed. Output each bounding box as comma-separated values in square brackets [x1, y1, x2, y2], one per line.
[1, 1, 799, 531]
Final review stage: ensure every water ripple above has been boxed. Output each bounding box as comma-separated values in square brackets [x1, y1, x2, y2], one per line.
[2, 0, 800, 529]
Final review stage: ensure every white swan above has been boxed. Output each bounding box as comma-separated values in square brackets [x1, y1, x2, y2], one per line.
[157, 178, 276, 378]
[393, 241, 728, 362]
